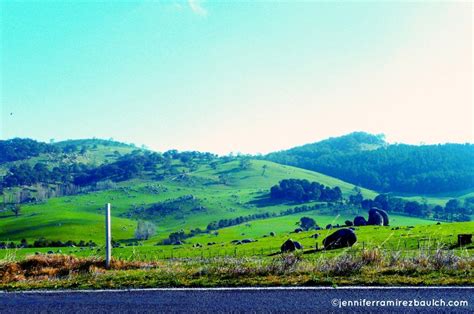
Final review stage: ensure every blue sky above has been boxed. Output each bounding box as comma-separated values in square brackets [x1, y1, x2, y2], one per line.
[1, 1, 472, 154]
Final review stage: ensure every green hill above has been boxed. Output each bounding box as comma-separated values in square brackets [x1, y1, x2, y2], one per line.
[264, 132, 474, 194]
[0, 159, 379, 244]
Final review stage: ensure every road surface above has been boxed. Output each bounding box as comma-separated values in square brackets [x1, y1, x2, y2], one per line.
[0, 287, 472, 313]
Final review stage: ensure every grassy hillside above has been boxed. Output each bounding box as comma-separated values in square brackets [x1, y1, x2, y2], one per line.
[0, 159, 380, 244]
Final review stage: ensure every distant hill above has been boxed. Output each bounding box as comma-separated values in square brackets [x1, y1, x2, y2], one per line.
[264, 132, 474, 194]
[0, 138, 58, 163]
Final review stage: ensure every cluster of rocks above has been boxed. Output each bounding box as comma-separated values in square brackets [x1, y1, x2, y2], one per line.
[231, 238, 257, 245]
[353, 207, 389, 226]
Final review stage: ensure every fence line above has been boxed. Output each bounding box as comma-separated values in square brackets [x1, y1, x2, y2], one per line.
[149, 242, 468, 260]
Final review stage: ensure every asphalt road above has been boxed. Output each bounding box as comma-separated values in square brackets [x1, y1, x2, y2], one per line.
[0, 287, 472, 313]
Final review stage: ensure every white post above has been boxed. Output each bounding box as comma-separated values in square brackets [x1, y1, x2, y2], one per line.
[105, 203, 111, 268]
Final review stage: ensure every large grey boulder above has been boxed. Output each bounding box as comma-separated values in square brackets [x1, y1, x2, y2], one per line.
[374, 208, 389, 226]
[368, 207, 389, 226]
[368, 210, 383, 226]
[322, 228, 357, 249]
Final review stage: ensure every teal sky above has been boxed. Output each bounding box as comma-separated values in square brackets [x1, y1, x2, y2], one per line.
[1, 1, 472, 154]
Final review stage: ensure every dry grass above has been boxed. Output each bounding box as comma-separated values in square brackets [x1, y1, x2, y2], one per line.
[0, 249, 472, 289]
[0, 254, 153, 283]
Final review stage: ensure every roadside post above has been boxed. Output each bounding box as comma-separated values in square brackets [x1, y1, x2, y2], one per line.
[105, 203, 111, 268]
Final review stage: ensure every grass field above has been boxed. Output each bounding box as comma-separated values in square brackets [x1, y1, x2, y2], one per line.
[2, 220, 472, 262]
[0, 159, 380, 244]
[1, 154, 472, 266]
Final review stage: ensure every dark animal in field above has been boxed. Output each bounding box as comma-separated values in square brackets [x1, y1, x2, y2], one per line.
[367, 210, 384, 226]
[294, 228, 303, 233]
[241, 239, 255, 243]
[47, 251, 54, 254]
[280, 239, 304, 252]
[353, 216, 367, 226]
[368, 207, 389, 226]
[325, 224, 332, 230]
[322, 228, 357, 250]
[345, 220, 353, 227]
[293, 241, 303, 250]
[207, 242, 216, 246]
[310, 233, 319, 239]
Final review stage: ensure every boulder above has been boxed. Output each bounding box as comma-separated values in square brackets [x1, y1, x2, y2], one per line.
[322, 228, 357, 250]
[280, 239, 296, 253]
[241, 239, 254, 243]
[368, 209, 384, 226]
[325, 224, 333, 230]
[294, 228, 303, 233]
[353, 216, 367, 226]
[345, 220, 353, 227]
[269, 231, 276, 237]
[370, 207, 390, 226]
[310, 233, 319, 239]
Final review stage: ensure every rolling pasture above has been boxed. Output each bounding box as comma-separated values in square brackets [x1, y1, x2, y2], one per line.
[0, 147, 472, 263]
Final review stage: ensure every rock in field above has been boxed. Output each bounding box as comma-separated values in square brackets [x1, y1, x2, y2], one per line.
[322, 228, 357, 250]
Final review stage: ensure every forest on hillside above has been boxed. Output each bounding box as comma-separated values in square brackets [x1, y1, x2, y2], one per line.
[264, 133, 474, 194]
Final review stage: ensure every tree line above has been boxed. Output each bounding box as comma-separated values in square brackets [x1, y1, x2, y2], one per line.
[349, 189, 472, 222]
[270, 179, 342, 202]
